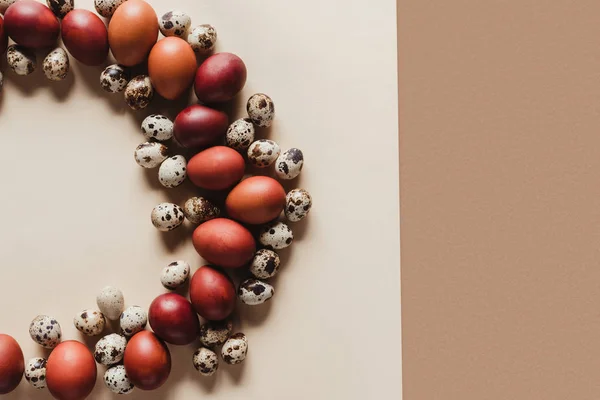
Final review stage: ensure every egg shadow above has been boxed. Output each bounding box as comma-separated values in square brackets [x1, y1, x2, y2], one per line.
[157, 222, 195, 254]
[237, 299, 273, 327]
[222, 358, 246, 384]
[212, 92, 244, 121]
[48, 68, 76, 101]
[79, 332, 102, 350]
[73, 62, 129, 115]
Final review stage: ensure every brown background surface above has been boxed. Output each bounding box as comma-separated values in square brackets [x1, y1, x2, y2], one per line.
[400, 0, 600, 399]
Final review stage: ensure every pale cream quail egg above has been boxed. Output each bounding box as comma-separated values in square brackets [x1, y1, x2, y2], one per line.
[187, 24, 217, 54]
[259, 221, 294, 250]
[141, 114, 173, 141]
[247, 139, 280, 168]
[199, 319, 232, 348]
[94, 333, 127, 366]
[120, 305, 147, 337]
[159, 156, 187, 188]
[47, 0, 73, 18]
[43, 47, 69, 81]
[73, 309, 105, 336]
[96, 286, 125, 320]
[183, 196, 220, 224]
[124, 75, 154, 110]
[160, 10, 191, 38]
[193, 347, 219, 376]
[226, 118, 255, 151]
[275, 148, 304, 180]
[221, 333, 248, 365]
[29, 315, 61, 349]
[250, 249, 281, 279]
[104, 365, 134, 395]
[100, 64, 129, 93]
[247, 93, 275, 127]
[94, 0, 126, 18]
[134, 142, 168, 169]
[151, 202, 185, 231]
[238, 278, 274, 305]
[24, 357, 47, 389]
[7, 45, 36, 76]
[285, 188, 312, 222]
[160, 260, 190, 290]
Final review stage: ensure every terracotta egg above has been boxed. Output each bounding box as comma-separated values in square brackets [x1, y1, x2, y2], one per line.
[46, 341, 96, 400]
[108, 0, 158, 66]
[189, 266, 236, 320]
[192, 218, 256, 268]
[194, 52, 247, 103]
[187, 146, 245, 191]
[0, 334, 24, 394]
[173, 105, 229, 148]
[4, 0, 59, 48]
[148, 37, 196, 100]
[226, 176, 286, 225]
[124, 331, 171, 391]
[61, 10, 108, 66]
[0, 15, 7, 55]
[149, 293, 200, 345]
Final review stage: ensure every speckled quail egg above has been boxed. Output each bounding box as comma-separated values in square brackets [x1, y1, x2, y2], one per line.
[120, 305, 147, 337]
[199, 319, 232, 348]
[141, 114, 174, 141]
[250, 249, 281, 279]
[247, 139, 280, 168]
[124, 75, 154, 110]
[159, 155, 187, 188]
[94, 0, 126, 18]
[285, 188, 312, 222]
[193, 347, 219, 376]
[43, 47, 69, 81]
[275, 148, 304, 180]
[183, 197, 220, 224]
[160, 260, 190, 290]
[100, 64, 129, 93]
[7, 45, 36, 76]
[151, 202, 185, 231]
[96, 286, 125, 320]
[221, 333, 248, 365]
[188, 24, 217, 54]
[104, 365, 134, 395]
[134, 142, 168, 169]
[259, 221, 294, 250]
[160, 10, 191, 38]
[225, 118, 255, 151]
[238, 278, 274, 305]
[94, 333, 127, 366]
[0, 71, 4, 91]
[73, 309, 106, 336]
[47, 0, 73, 18]
[24, 357, 47, 389]
[29, 315, 61, 349]
[247, 93, 275, 128]
[0, 0, 16, 14]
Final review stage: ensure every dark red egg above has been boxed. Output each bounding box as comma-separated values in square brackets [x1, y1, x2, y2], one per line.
[0, 16, 7, 55]
[124, 331, 171, 391]
[187, 146, 246, 191]
[46, 341, 97, 400]
[190, 265, 236, 321]
[192, 218, 256, 269]
[173, 105, 229, 148]
[0, 334, 24, 394]
[194, 52, 247, 103]
[61, 10, 109, 66]
[149, 293, 200, 345]
[4, 0, 59, 48]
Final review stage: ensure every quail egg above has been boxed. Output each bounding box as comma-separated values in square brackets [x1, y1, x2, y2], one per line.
[47, 0, 73, 18]
[100, 64, 129, 93]
[24, 357, 47, 389]
[160, 260, 190, 290]
[259, 221, 294, 250]
[43, 47, 69, 81]
[94, 0, 126, 18]
[134, 142, 168, 169]
[94, 334, 127, 366]
[285, 188, 312, 222]
[0, 0, 16, 14]
[193, 347, 218, 376]
[120, 305, 147, 337]
[250, 249, 281, 279]
[141, 114, 173, 141]
[183, 196, 220, 224]
[96, 286, 125, 320]
[247, 93, 275, 127]
[124, 75, 154, 110]
[275, 148, 304, 180]
[247, 139, 280, 168]
[238, 278, 274, 305]
[151, 202, 185, 231]
[104, 365, 134, 395]
[29, 315, 61, 349]
[159, 10, 191, 38]
[226, 118, 255, 151]
[221, 333, 248, 365]
[188, 24, 217, 54]
[158, 155, 187, 188]
[7, 45, 36, 76]
[199, 319, 233, 348]
[73, 309, 105, 336]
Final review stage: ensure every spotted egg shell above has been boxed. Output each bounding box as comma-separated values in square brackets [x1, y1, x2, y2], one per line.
[250, 249, 281, 279]
[7, 45, 36, 76]
[29, 315, 61, 349]
[124, 75, 154, 110]
[285, 188, 312, 222]
[134, 142, 168, 169]
[226, 118, 255, 151]
[47, 0, 73, 18]
[73, 309, 105, 336]
[141, 114, 174, 141]
[96, 286, 124, 320]
[199, 319, 232, 348]
[188, 24, 217, 54]
[183, 197, 220, 224]
[94, 0, 126, 18]
[193, 347, 218, 376]
[0, 0, 16, 14]
[94, 333, 127, 366]
[158, 155, 187, 188]
[238, 278, 274, 305]
[221, 333, 248, 365]
[275, 148, 304, 180]
[100, 64, 129, 93]
[259, 221, 294, 250]
[159, 10, 191, 38]
[247, 139, 280, 168]
[247, 93, 275, 128]
[160, 260, 190, 290]
[42, 47, 69, 81]
[104, 365, 134, 395]
[120, 305, 147, 337]
[24, 357, 47, 389]
[151, 202, 185, 231]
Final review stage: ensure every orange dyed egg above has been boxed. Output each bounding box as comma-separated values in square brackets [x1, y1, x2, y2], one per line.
[148, 37, 197, 100]
[193, 218, 256, 268]
[226, 176, 286, 225]
[0, 334, 23, 394]
[108, 0, 158, 66]
[46, 341, 96, 400]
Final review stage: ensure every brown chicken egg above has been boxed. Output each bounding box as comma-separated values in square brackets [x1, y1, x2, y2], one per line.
[173, 105, 229, 148]
[61, 10, 108, 66]
[148, 37, 196, 100]
[226, 176, 286, 225]
[4, 0, 59, 48]
[194, 52, 247, 103]
[187, 146, 245, 191]
[192, 218, 256, 269]
[46, 341, 97, 400]
[124, 331, 171, 391]
[190, 266, 236, 321]
[108, 0, 158, 66]
[0, 334, 24, 394]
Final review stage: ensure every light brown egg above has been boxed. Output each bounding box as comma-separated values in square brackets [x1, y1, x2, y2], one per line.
[226, 176, 286, 225]
[108, 0, 158, 67]
[148, 37, 196, 100]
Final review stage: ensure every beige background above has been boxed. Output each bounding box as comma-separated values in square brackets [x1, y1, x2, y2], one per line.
[0, 0, 401, 399]
[400, 0, 600, 399]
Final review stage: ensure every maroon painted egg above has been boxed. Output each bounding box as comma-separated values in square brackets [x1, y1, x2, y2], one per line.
[149, 293, 200, 345]
[192, 218, 256, 269]
[194, 52, 247, 103]
[173, 105, 229, 148]
[0, 334, 24, 394]
[61, 10, 109, 66]
[190, 266, 236, 321]
[46, 341, 97, 400]
[0, 16, 7, 55]
[4, 0, 59, 48]
[124, 331, 171, 391]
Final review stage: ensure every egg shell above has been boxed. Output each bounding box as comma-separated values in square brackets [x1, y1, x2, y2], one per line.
[159, 10, 191, 38]
[100, 64, 129, 93]
[0, 0, 16, 14]
[47, 0, 73, 18]
[247, 93, 275, 127]
[0, 334, 24, 394]
[148, 37, 197, 100]
[124, 331, 171, 391]
[0, 71, 3, 90]
[151, 202, 185, 231]
[73, 309, 105, 336]
[4, 0, 59, 48]
[7, 44, 35, 76]
[161, 260, 190, 289]
[250, 249, 281, 279]
[46, 341, 97, 400]
[194, 52, 247, 103]
[190, 266, 236, 320]
[120, 305, 147, 337]
[259, 221, 294, 250]
[275, 148, 304, 180]
[173, 104, 229, 148]
[187, 146, 245, 191]
[193, 347, 219, 376]
[134, 142, 168, 169]
[221, 333, 248, 365]
[43, 47, 69, 81]
[238, 278, 275, 305]
[225, 176, 286, 225]
[192, 218, 256, 269]
[183, 196, 220, 224]
[247, 139, 281, 168]
[104, 365, 134, 395]
[108, 0, 158, 66]
[124, 75, 154, 110]
[226, 118, 255, 151]
[285, 188, 312, 222]
[61, 10, 108, 66]
[29, 315, 61, 349]
[149, 293, 200, 345]
[141, 114, 173, 141]
[96, 286, 124, 320]
[188, 24, 217, 54]
[95, 0, 126, 18]
[199, 319, 233, 347]
[24, 357, 46, 389]
[94, 333, 127, 365]
[0, 15, 7, 55]
[158, 155, 187, 188]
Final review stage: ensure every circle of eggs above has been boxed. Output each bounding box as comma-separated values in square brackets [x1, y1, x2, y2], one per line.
[247, 93, 275, 127]
[47, 0, 74, 18]
[141, 114, 174, 141]
[24, 357, 47, 389]
[238, 278, 275, 305]
[259, 221, 294, 250]
[285, 188, 312, 222]
[221, 333, 248, 365]
[29, 315, 61, 349]
[134, 142, 168, 169]
[7, 45, 36, 76]
[188, 24, 217, 54]
[120, 305, 147, 337]
[43, 47, 69, 81]
[160, 10, 191, 38]
[159, 155, 187, 188]
[94, 0, 126, 18]
[104, 365, 134, 395]
[250, 249, 281, 279]
[247, 139, 280, 168]
[226, 118, 255, 151]
[199, 320, 233, 348]
[161, 260, 191, 290]
[73, 309, 106, 336]
[94, 333, 127, 366]
[151, 202, 185, 231]
[193, 347, 219, 376]
[100, 64, 129, 94]
[96, 286, 125, 320]
[275, 148, 305, 180]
